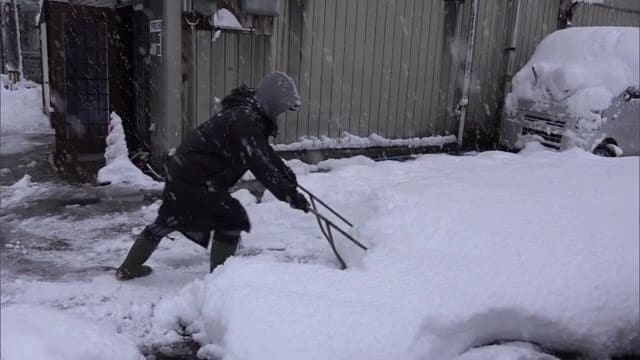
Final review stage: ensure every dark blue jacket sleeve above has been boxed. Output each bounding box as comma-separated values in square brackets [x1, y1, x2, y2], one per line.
[228, 115, 299, 203]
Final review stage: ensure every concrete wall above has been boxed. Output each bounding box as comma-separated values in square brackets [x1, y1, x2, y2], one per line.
[147, 0, 183, 164]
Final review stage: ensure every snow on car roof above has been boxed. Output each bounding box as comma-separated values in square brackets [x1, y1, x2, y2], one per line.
[507, 26, 640, 116]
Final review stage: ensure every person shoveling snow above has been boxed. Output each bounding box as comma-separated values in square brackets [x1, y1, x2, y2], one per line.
[116, 72, 311, 280]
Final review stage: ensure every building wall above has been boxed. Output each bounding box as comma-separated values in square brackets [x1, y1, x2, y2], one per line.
[0, 0, 42, 82]
[464, 0, 558, 148]
[572, 0, 640, 27]
[273, 0, 465, 144]
[183, 18, 273, 135]
[182, 0, 639, 151]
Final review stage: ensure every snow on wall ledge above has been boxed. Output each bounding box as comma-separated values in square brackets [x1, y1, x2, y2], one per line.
[273, 132, 457, 151]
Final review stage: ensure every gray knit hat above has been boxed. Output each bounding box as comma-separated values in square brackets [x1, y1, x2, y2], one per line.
[254, 71, 301, 119]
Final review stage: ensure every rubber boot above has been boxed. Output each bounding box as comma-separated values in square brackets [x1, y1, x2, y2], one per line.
[210, 230, 241, 273]
[116, 227, 162, 280]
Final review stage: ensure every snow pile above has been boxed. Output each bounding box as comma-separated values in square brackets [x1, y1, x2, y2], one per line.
[241, 158, 318, 181]
[506, 26, 640, 119]
[1, 304, 143, 360]
[0, 174, 47, 209]
[97, 112, 162, 190]
[317, 155, 376, 171]
[275, 132, 456, 151]
[211, 8, 245, 30]
[0, 83, 52, 154]
[154, 149, 639, 359]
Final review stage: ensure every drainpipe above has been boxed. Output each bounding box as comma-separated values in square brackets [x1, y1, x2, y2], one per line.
[183, 0, 199, 132]
[499, 0, 522, 141]
[163, 0, 183, 152]
[456, 0, 478, 149]
[12, 0, 23, 78]
[504, 0, 521, 92]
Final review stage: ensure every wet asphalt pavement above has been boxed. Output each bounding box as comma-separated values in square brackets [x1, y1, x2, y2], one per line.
[0, 136, 208, 359]
[0, 135, 148, 277]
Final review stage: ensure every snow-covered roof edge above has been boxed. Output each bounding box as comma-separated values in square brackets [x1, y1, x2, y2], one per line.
[273, 132, 456, 151]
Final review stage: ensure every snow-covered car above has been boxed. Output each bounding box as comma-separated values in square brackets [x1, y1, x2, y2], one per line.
[501, 26, 640, 156]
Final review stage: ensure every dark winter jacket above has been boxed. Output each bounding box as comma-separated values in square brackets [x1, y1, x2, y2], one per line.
[157, 85, 299, 234]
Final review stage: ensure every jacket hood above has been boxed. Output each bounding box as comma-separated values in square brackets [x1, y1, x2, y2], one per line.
[220, 84, 279, 137]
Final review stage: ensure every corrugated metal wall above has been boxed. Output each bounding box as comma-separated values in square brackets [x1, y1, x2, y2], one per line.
[272, 0, 461, 144]
[510, 0, 559, 81]
[183, 0, 639, 147]
[572, 0, 640, 27]
[187, 29, 272, 130]
[464, 0, 558, 145]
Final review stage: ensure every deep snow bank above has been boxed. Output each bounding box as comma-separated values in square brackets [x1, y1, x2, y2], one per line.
[1, 304, 143, 360]
[155, 147, 638, 359]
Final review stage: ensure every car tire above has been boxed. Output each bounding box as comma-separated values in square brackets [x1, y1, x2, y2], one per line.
[593, 143, 617, 157]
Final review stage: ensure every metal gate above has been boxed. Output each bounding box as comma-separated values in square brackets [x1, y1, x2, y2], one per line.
[63, 17, 109, 153]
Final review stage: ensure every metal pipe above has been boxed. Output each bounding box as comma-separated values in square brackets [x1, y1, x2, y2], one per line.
[504, 0, 522, 92]
[298, 184, 353, 227]
[456, 0, 479, 149]
[310, 197, 348, 269]
[182, 0, 193, 13]
[499, 0, 522, 141]
[12, 0, 23, 77]
[308, 208, 368, 251]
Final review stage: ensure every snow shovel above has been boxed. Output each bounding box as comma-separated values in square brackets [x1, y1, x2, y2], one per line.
[298, 185, 367, 269]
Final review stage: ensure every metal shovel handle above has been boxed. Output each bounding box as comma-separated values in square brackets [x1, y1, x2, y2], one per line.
[307, 208, 368, 251]
[310, 197, 348, 270]
[298, 185, 354, 227]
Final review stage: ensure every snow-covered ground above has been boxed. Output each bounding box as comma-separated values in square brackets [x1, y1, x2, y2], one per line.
[2, 143, 638, 359]
[0, 82, 53, 155]
[1, 86, 638, 359]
